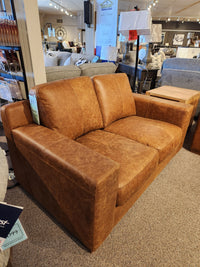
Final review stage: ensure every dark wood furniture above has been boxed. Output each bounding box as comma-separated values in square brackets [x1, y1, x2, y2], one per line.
[116, 62, 158, 93]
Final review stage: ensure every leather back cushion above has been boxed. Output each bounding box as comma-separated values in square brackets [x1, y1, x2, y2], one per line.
[32, 76, 103, 139]
[93, 73, 136, 127]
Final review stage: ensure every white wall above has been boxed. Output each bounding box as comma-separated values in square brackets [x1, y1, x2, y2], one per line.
[39, 13, 82, 44]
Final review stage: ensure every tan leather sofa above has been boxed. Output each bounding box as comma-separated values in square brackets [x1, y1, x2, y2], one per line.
[1, 73, 193, 252]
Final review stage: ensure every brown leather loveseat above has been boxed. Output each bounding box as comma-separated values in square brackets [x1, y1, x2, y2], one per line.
[1, 73, 193, 252]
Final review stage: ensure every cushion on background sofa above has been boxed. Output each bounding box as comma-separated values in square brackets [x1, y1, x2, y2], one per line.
[45, 65, 81, 82]
[79, 62, 117, 77]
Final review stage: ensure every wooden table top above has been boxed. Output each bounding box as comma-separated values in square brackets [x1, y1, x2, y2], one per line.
[146, 86, 200, 103]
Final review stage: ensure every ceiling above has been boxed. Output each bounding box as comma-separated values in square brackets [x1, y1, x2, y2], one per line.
[37, 0, 200, 21]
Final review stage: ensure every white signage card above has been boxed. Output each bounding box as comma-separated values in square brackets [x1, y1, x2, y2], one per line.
[96, 0, 118, 54]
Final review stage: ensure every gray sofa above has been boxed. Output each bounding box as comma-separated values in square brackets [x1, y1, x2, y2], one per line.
[46, 62, 117, 82]
[44, 51, 117, 82]
[158, 58, 200, 115]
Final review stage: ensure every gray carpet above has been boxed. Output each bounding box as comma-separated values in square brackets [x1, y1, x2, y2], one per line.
[4, 147, 200, 267]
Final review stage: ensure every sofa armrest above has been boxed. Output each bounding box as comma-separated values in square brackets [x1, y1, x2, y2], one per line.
[12, 124, 119, 251]
[133, 93, 193, 128]
[133, 93, 193, 145]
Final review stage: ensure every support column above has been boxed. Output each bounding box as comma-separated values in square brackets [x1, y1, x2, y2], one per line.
[14, 0, 46, 88]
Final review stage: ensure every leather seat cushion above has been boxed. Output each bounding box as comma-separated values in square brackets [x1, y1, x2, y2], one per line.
[77, 130, 159, 206]
[105, 116, 182, 163]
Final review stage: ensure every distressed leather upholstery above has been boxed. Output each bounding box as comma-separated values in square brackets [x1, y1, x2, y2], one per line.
[93, 73, 136, 127]
[1, 73, 193, 252]
[77, 130, 159, 206]
[105, 116, 182, 163]
[32, 76, 103, 139]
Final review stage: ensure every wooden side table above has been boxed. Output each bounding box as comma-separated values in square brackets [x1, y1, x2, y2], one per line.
[146, 86, 200, 124]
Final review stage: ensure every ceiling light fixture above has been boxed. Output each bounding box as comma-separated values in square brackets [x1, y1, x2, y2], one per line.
[147, 0, 158, 10]
[49, 0, 75, 17]
[153, 16, 200, 23]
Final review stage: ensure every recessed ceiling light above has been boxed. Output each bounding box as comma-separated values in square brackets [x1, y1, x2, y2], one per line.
[49, 3, 53, 6]
[61, 8, 64, 12]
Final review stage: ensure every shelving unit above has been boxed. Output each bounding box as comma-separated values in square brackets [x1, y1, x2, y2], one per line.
[0, 45, 29, 97]
[0, 0, 29, 125]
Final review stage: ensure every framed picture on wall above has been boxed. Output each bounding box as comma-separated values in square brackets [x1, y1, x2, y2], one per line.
[173, 34, 185, 46]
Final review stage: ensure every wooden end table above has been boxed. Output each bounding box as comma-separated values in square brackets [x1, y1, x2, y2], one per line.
[146, 86, 200, 124]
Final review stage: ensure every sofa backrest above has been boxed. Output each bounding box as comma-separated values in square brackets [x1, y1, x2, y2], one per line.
[31, 76, 103, 139]
[93, 73, 136, 127]
[79, 62, 117, 77]
[45, 62, 117, 82]
[46, 65, 81, 82]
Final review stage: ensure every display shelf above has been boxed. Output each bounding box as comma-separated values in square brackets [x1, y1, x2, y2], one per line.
[0, 0, 29, 100]
[0, 71, 24, 81]
[0, 46, 21, 51]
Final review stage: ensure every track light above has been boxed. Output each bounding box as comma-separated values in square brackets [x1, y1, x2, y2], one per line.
[48, 0, 75, 17]
[153, 16, 200, 23]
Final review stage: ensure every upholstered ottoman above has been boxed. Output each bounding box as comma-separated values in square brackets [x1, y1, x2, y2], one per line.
[0, 147, 10, 267]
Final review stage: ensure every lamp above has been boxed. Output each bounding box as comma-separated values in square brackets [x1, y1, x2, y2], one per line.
[141, 24, 162, 66]
[100, 46, 118, 62]
[119, 10, 152, 92]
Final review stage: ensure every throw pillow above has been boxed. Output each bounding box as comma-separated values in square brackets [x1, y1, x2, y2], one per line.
[75, 59, 87, 66]
[44, 53, 58, 67]
[64, 53, 84, 65]
[57, 52, 72, 66]
[91, 56, 100, 63]
[63, 56, 72, 66]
